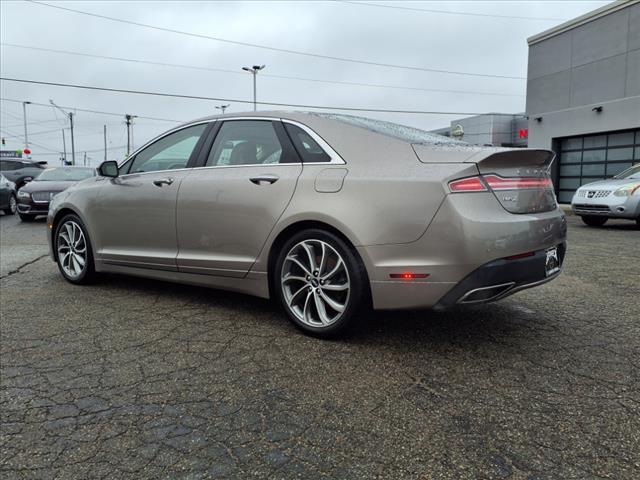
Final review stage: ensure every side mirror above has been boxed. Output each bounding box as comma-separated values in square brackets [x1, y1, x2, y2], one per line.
[98, 160, 119, 178]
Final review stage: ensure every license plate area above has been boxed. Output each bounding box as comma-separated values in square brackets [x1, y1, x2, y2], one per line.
[545, 246, 560, 277]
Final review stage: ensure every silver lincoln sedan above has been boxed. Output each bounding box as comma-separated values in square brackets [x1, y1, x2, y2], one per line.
[47, 112, 567, 337]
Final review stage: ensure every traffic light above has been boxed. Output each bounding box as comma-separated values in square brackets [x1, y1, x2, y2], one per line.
[1, 137, 5, 145]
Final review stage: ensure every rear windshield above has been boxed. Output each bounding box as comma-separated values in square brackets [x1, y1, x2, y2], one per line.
[36, 167, 96, 182]
[313, 113, 466, 145]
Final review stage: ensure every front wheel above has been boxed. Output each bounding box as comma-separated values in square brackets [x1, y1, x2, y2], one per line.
[3, 194, 16, 215]
[581, 215, 608, 227]
[54, 214, 96, 284]
[274, 229, 369, 338]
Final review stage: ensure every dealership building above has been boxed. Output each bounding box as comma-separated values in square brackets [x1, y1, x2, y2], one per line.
[432, 1, 639, 203]
[526, 0, 640, 203]
[430, 113, 529, 148]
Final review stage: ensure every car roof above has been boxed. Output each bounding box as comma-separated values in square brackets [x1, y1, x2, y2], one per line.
[184, 111, 462, 146]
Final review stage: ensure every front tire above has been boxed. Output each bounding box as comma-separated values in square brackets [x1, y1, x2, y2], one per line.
[54, 214, 96, 284]
[581, 215, 608, 227]
[3, 194, 16, 215]
[274, 229, 369, 338]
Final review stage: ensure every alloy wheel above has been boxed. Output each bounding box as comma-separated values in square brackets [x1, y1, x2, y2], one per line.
[57, 220, 87, 279]
[281, 239, 350, 328]
[9, 195, 16, 214]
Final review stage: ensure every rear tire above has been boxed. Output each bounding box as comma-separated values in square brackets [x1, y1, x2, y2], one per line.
[54, 214, 96, 284]
[581, 215, 608, 227]
[273, 229, 369, 338]
[3, 194, 16, 215]
[19, 213, 36, 222]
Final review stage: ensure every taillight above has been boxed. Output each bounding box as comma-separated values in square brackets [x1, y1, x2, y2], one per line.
[483, 175, 553, 191]
[448, 176, 487, 193]
[448, 174, 552, 193]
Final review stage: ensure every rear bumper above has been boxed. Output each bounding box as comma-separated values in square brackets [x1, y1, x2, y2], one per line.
[358, 193, 567, 310]
[434, 242, 566, 308]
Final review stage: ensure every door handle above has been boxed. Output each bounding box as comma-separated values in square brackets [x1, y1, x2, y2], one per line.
[153, 177, 174, 187]
[250, 174, 279, 185]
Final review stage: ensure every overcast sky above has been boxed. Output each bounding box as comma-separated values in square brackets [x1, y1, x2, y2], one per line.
[0, 0, 611, 165]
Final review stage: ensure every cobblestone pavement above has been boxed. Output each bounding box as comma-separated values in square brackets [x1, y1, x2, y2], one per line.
[1, 213, 639, 479]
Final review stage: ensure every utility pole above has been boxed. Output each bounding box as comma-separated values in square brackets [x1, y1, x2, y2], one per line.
[22, 101, 31, 150]
[50, 100, 76, 165]
[61, 129, 67, 165]
[125, 114, 137, 156]
[83, 152, 87, 166]
[103, 125, 107, 162]
[215, 104, 230, 114]
[242, 65, 265, 111]
[69, 113, 76, 166]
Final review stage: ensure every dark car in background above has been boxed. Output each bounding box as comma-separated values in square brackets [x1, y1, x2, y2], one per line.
[17, 166, 96, 221]
[0, 173, 17, 216]
[0, 158, 47, 189]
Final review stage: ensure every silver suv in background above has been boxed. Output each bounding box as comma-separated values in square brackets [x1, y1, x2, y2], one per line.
[571, 164, 640, 227]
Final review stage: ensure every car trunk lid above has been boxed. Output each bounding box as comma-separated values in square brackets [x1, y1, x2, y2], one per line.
[413, 145, 558, 214]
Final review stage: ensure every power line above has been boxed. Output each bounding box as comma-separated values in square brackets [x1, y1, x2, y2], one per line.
[0, 127, 64, 138]
[27, 0, 525, 80]
[0, 118, 65, 129]
[0, 77, 523, 116]
[1, 97, 183, 122]
[0, 127, 62, 153]
[336, 1, 567, 21]
[0, 43, 525, 98]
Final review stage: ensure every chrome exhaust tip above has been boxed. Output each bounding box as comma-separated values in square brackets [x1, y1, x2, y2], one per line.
[458, 282, 516, 304]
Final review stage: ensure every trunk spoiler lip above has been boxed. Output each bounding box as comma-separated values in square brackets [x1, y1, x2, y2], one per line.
[412, 144, 556, 173]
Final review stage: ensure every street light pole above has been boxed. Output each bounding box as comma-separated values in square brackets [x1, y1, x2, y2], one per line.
[22, 101, 31, 150]
[215, 104, 230, 114]
[242, 65, 265, 111]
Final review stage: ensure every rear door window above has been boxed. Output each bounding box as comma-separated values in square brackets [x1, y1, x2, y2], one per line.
[206, 121, 292, 166]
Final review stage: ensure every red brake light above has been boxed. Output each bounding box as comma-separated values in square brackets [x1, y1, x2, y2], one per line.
[483, 175, 553, 190]
[448, 176, 487, 193]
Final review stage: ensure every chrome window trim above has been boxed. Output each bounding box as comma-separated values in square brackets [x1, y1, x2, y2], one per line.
[191, 163, 302, 173]
[203, 116, 345, 166]
[115, 116, 345, 178]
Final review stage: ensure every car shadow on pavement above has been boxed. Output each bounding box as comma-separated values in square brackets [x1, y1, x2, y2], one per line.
[93, 272, 531, 349]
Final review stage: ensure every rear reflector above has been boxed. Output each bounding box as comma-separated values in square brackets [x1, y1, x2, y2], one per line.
[483, 175, 553, 191]
[448, 177, 487, 192]
[504, 251, 535, 261]
[389, 273, 430, 280]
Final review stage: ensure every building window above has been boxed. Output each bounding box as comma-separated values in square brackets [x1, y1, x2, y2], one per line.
[556, 128, 640, 203]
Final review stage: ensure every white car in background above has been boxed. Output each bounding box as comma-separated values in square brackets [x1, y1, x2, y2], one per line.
[571, 164, 640, 227]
